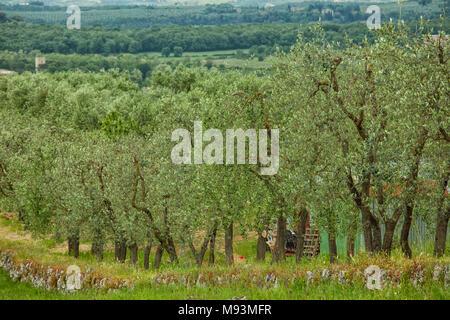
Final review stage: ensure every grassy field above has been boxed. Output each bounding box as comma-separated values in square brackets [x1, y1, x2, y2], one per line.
[143, 49, 270, 70]
[1, 267, 449, 300]
[1, 213, 449, 300]
[2, 1, 445, 26]
[0, 49, 269, 75]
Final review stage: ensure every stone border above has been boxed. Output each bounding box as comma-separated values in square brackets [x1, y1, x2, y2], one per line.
[0, 249, 133, 293]
[1, 248, 447, 293]
[150, 263, 449, 290]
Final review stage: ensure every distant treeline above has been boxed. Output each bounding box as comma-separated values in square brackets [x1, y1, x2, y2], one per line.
[0, 21, 372, 54]
[0, 51, 157, 80]
[0, 45, 277, 78]
[0, 18, 448, 55]
[0, 1, 447, 28]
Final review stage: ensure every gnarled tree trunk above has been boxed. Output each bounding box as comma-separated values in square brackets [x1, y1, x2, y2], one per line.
[400, 206, 413, 258]
[166, 236, 178, 264]
[328, 235, 337, 264]
[295, 207, 309, 264]
[129, 240, 138, 266]
[434, 171, 449, 257]
[256, 213, 270, 261]
[144, 233, 153, 270]
[115, 238, 127, 263]
[188, 237, 210, 267]
[327, 213, 337, 264]
[188, 222, 217, 267]
[347, 171, 374, 254]
[272, 214, 286, 264]
[68, 232, 79, 258]
[209, 227, 217, 266]
[346, 217, 357, 259]
[225, 221, 234, 266]
[346, 234, 355, 259]
[382, 220, 397, 256]
[153, 245, 164, 269]
[370, 216, 382, 253]
[91, 229, 104, 261]
[256, 230, 268, 261]
[400, 126, 427, 258]
[434, 208, 449, 257]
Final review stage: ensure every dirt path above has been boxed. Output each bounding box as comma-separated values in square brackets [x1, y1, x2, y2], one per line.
[0, 212, 90, 254]
[0, 223, 32, 241]
[0, 211, 258, 261]
[0, 212, 32, 241]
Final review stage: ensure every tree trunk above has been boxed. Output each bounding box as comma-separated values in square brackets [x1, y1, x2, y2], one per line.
[114, 239, 119, 261]
[74, 237, 79, 258]
[400, 126, 427, 258]
[91, 230, 104, 261]
[153, 245, 164, 269]
[188, 222, 218, 267]
[327, 213, 337, 264]
[434, 209, 449, 257]
[257, 213, 270, 261]
[434, 172, 449, 257]
[188, 227, 214, 267]
[295, 207, 309, 264]
[166, 236, 178, 264]
[115, 238, 127, 263]
[208, 227, 217, 266]
[256, 229, 267, 261]
[55, 230, 61, 242]
[328, 234, 337, 264]
[90, 242, 96, 255]
[370, 217, 382, 252]
[160, 207, 178, 265]
[272, 214, 286, 264]
[346, 217, 357, 259]
[144, 234, 153, 270]
[400, 206, 413, 258]
[120, 241, 127, 262]
[72, 236, 79, 258]
[347, 171, 374, 254]
[96, 244, 103, 262]
[382, 220, 397, 256]
[225, 222, 234, 266]
[346, 233, 355, 259]
[18, 209, 24, 222]
[129, 241, 138, 266]
[188, 241, 204, 267]
[68, 238, 72, 256]
[361, 209, 373, 253]
[68, 232, 79, 258]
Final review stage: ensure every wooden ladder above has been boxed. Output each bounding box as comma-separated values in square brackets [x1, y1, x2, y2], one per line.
[303, 227, 320, 257]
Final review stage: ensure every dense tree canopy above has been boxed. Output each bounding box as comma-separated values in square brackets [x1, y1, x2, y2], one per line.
[0, 23, 448, 269]
[0, 1, 446, 28]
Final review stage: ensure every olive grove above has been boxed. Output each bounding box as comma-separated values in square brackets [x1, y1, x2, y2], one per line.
[0, 24, 448, 270]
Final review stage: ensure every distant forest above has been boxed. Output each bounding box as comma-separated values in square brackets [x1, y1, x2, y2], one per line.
[0, 1, 448, 28]
[0, 17, 447, 55]
[0, 20, 428, 55]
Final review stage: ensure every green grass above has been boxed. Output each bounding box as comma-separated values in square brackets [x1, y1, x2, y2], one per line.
[0, 216, 23, 232]
[0, 213, 448, 282]
[142, 49, 269, 70]
[1, 267, 448, 300]
[1, 215, 449, 300]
